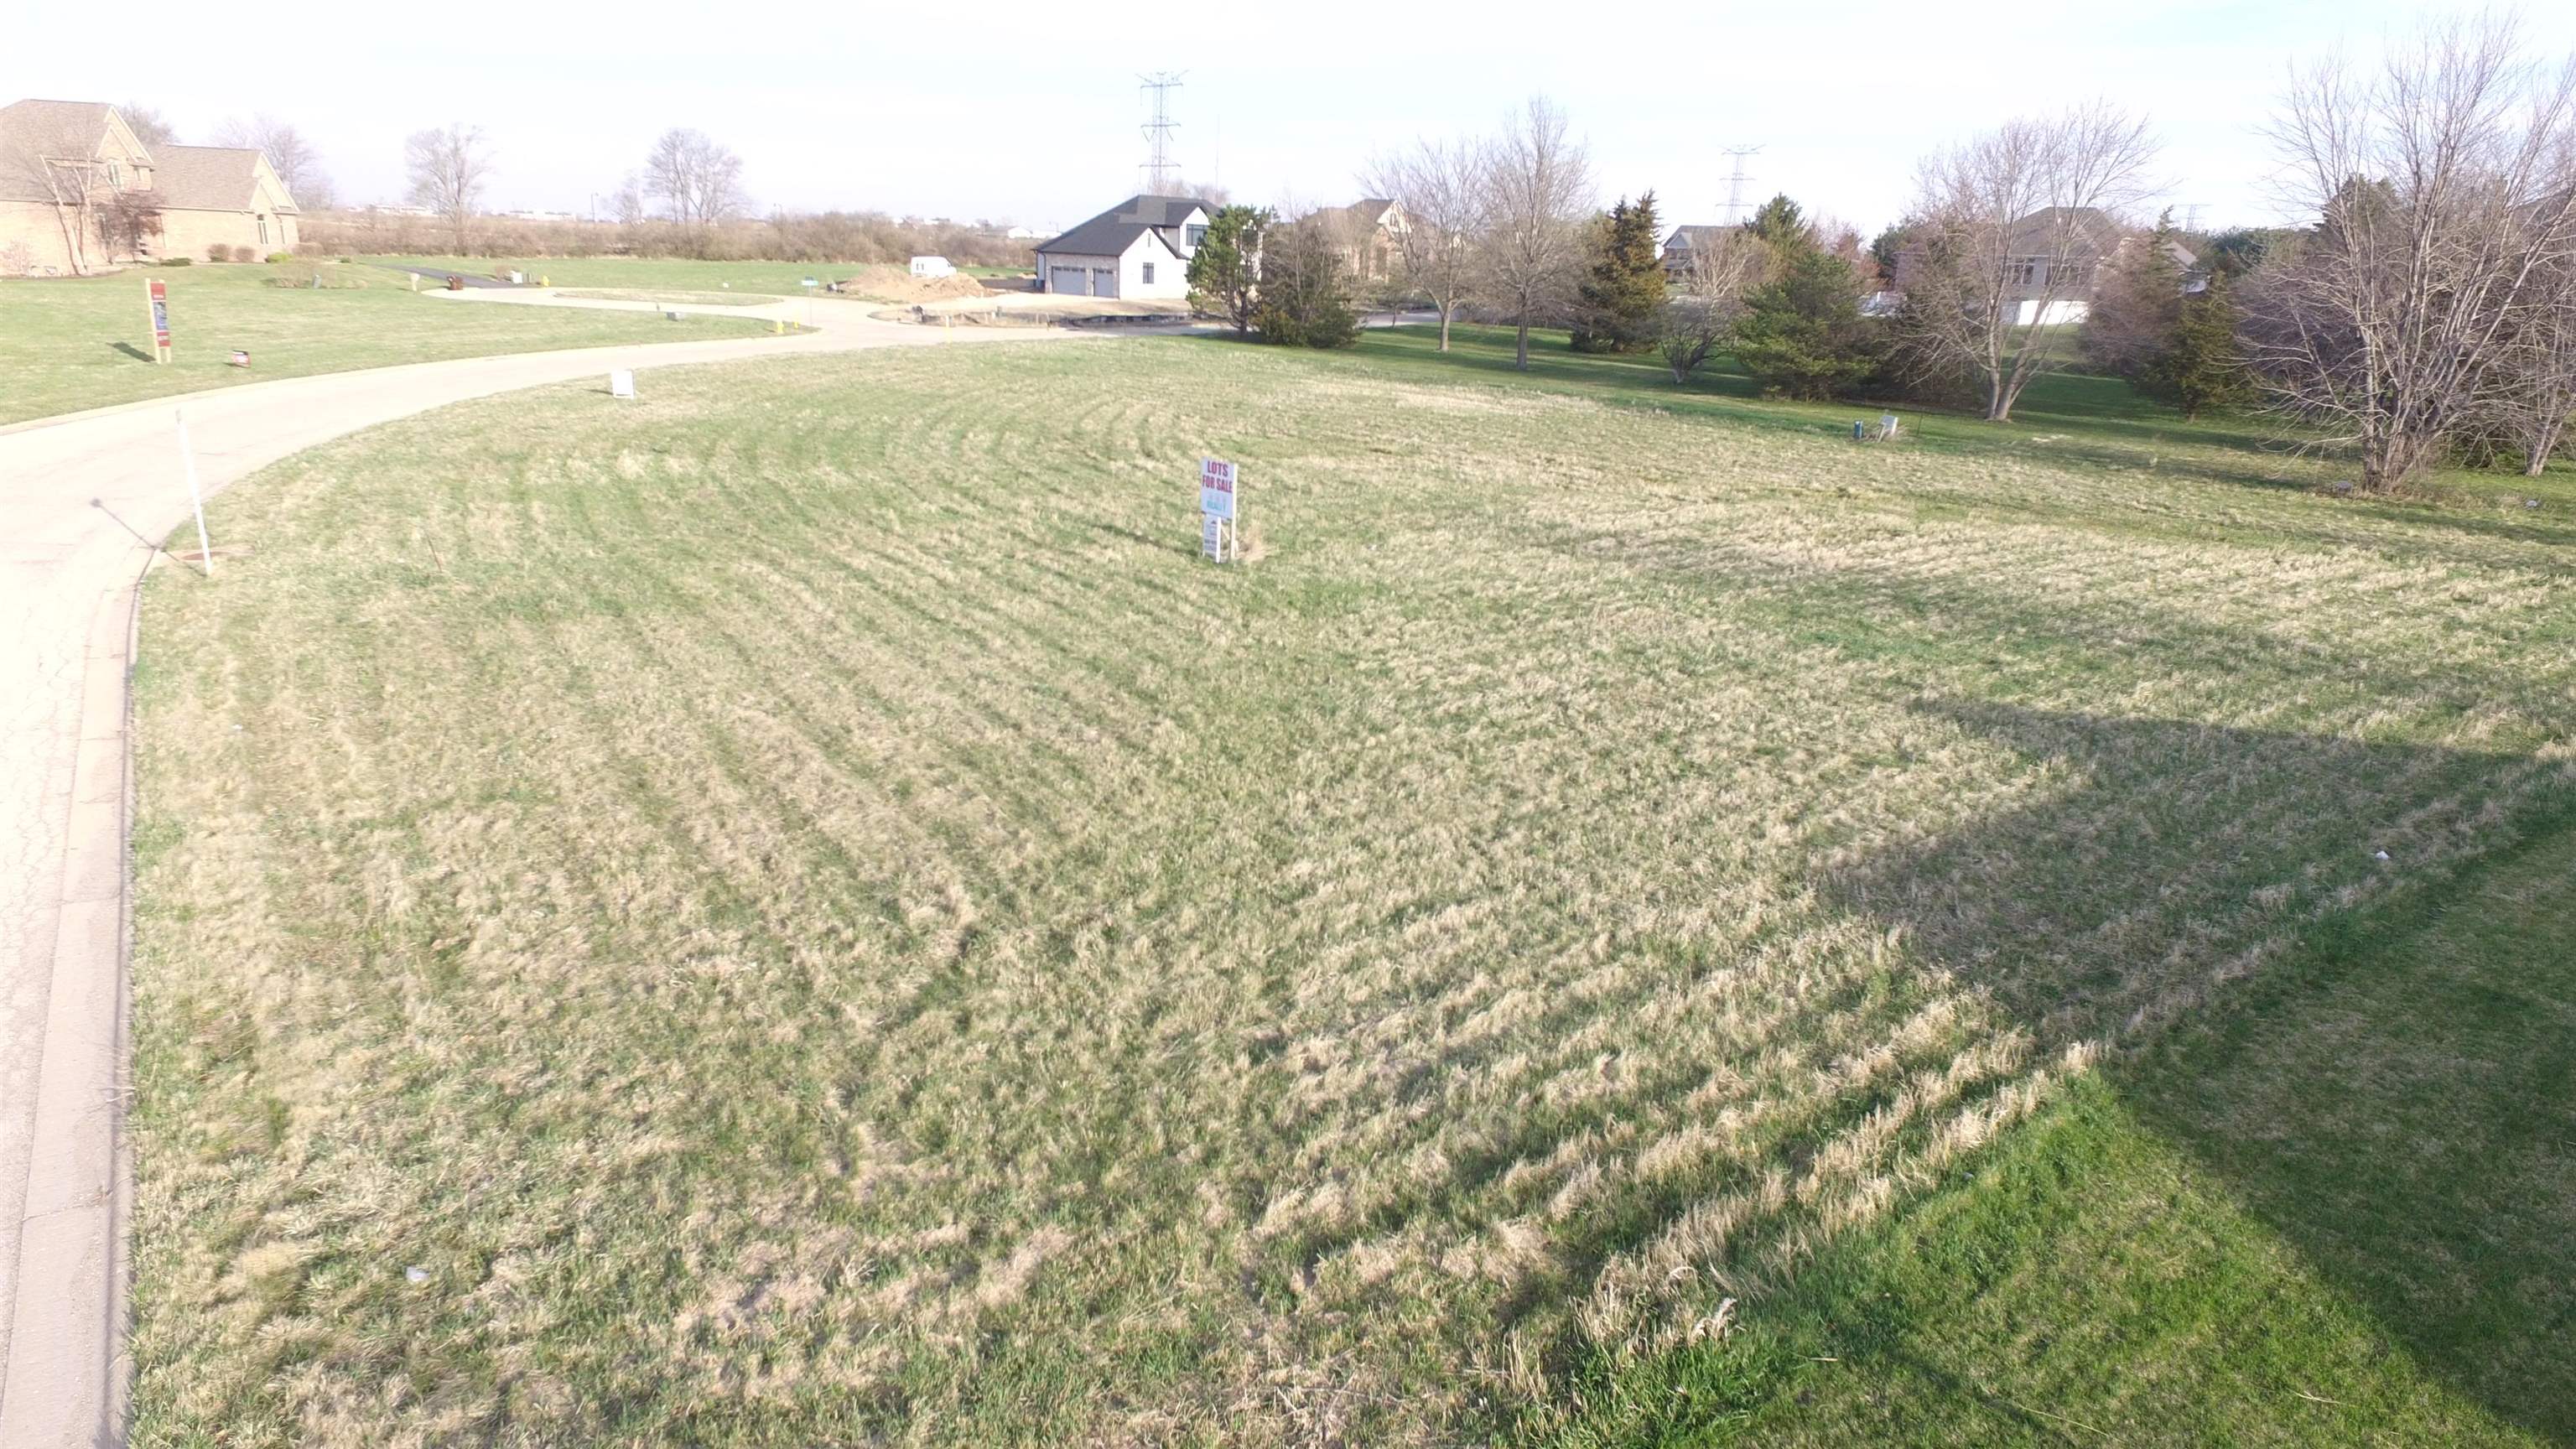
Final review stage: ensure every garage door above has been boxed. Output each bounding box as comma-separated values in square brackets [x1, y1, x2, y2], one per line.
[1091, 267, 1116, 299]
[1049, 266, 1088, 296]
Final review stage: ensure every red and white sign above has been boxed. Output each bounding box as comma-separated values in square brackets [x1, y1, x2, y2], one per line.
[1199, 456, 1237, 521]
[146, 279, 172, 361]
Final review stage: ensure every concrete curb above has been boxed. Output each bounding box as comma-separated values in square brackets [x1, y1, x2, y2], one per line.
[0, 564, 140, 1449]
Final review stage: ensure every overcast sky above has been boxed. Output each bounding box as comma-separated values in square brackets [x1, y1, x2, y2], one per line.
[8, 0, 2560, 236]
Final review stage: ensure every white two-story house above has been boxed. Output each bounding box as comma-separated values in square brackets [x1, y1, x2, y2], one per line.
[1034, 194, 1209, 300]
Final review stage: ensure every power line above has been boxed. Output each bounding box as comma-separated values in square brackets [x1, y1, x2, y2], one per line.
[1721, 146, 1763, 226]
[1140, 72, 1184, 193]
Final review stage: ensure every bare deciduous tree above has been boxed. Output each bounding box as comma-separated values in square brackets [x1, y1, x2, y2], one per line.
[644, 128, 746, 253]
[1475, 96, 1592, 370]
[1659, 227, 1761, 382]
[610, 171, 648, 228]
[3, 114, 109, 274]
[120, 104, 179, 148]
[216, 114, 334, 209]
[405, 124, 491, 254]
[1363, 136, 1487, 351]
[2495, 255, 2576, 474]
[1894, 103, 2158, 420]
[2244, 17, 2576, 491]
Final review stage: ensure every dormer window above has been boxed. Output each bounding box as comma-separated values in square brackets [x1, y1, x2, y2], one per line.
[1185, 223, 1208, 250]
[106, 162, 120, 188]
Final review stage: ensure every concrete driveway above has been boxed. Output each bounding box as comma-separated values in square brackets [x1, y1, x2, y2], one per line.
[0, 293, 1093, 1447]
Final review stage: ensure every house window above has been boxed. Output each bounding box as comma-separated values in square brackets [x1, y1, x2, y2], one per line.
[1185, 224, 1207, 249]
[1142, 262, 1156, 284]
[107, 163, 121, 188]
[258, 216, 269, 246]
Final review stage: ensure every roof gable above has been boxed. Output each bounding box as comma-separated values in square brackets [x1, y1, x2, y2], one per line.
[153, 145, 289, 212]
[1038, 194, 1208, 255]
[0, 99, 153, 203]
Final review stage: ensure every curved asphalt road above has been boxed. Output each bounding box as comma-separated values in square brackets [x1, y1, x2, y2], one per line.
[0, 291, 1091, 1446]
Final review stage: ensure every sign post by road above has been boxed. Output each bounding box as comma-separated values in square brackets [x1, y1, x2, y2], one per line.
[1198, 456, 1239, 564]
[145, 279, 172, 364]
[174, 409, 213, 575]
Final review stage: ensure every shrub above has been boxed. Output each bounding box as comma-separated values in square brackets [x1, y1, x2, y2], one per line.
[161, 256, 193, 267]
[230, 244, 257, 263]
[266, 252, 292, 264]
[207, 242, 230, 262]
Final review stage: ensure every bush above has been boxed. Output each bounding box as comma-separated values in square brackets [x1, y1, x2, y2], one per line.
[206, 242, 230, 262]
[161, 256, 193, 267]
[265, 252, 292, 264]
[230, 244, 257, 263]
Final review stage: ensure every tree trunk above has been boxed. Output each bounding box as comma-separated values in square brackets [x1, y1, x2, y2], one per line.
[2527, 418, 2564, 475]
[1514, 318, 1531, 371]
[1437, 304, 1452, 352]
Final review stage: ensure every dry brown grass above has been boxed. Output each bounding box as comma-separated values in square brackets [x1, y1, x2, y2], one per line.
[122, 336, 2576, 1446]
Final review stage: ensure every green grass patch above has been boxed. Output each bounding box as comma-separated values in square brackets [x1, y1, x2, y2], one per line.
[1529, 806, 2576, 1448]
[0, 262, 780, 425]
[126, 333, 2574, 1444]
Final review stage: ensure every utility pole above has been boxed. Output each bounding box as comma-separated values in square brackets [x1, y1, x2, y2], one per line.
[1721, 145, 1762, 226]
[1140, 71, 1184, 193]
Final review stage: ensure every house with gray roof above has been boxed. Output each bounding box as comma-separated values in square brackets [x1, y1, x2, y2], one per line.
[1034, 194, 1210, 300]
[2, 99, 299, 274]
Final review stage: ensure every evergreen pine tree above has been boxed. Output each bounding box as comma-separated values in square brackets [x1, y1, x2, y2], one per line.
[2154, 272, 2251, 419]
[2080, 211, 2186, 384]
[1571, 192, 1669, 353]
[1187, 205, 1270, 332]
[1733, 221, 1879, 399]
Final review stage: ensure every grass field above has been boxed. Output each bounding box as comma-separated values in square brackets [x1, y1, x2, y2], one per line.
[0, 262, 779, 426]
[124, 328, 2575, 1445]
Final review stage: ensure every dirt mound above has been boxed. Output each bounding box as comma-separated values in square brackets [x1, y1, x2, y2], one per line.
[833, 264, 995, 302]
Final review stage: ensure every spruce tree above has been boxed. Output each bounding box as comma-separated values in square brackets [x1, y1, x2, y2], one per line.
[1733, 221, 1879, 399]
[2154, 272, 2251, 419]
[1187, 205, 1269, 332]
[2080, 211, 2186, 384]
[1571, 192, 1669, 353]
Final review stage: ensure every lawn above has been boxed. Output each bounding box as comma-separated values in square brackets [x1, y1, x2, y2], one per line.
[124, 329, 2575, 1446]
[0, 262, 778, 426]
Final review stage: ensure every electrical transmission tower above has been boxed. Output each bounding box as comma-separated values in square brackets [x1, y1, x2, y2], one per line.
[1139, 71, 1184, 193]
[1721, 146, 1763, 226]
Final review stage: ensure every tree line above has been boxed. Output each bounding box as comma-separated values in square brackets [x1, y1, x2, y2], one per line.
[1244, 18, 2575, 491]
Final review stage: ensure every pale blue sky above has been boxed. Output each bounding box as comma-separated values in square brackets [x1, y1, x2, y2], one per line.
[8, 0, 2554, 235]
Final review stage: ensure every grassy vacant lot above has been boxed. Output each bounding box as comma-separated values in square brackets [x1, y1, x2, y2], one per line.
[0, 262, 776, 425]
[127, 329, 2573, 1446]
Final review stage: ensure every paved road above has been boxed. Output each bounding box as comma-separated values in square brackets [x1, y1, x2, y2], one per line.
[0, 293, 1090, 1447]
[361, 262, 521, 288]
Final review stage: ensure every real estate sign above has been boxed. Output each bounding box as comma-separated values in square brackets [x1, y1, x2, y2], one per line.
[146, 279, 172, 364]
[1199, 458, 1237, 520]
[1197, 456, 1241, 563]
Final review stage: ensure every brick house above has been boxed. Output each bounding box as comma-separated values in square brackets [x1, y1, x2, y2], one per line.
[1, 99, 301, 275]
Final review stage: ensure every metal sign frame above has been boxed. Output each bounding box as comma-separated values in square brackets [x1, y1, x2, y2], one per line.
[1199, 456, 1241, 563]
[146, 279, 172, 363]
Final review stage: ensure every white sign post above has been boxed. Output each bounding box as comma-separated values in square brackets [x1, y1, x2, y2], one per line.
[174, 409, 213, 576]
[609, 369, 636, 399]
[1198, 456, 1239, 564]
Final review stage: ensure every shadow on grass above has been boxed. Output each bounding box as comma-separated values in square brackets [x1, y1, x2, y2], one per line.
[108, 340, 153, 362]
[1820, 701, 2576, 1443]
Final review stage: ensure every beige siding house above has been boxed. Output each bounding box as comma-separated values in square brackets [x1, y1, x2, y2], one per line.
[1, 99, 299, 275]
